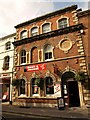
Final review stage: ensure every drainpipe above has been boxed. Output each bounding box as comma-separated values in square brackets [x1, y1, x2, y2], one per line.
[9, 71, 13, 105]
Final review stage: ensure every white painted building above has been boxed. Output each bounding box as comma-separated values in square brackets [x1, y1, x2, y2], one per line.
[0, 33, 15, 103]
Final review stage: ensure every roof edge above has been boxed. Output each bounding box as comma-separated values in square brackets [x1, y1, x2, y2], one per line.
[78, 9, 90, 17]
[0, 33, 16, 40]
[15, 5, 77, 29]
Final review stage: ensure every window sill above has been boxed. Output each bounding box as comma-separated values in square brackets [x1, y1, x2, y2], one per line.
[32, 94, 40, 97]
[20, 63, 27, 65]
[18, 94, 27, 98]
[45, 94, 55, 97]
[45, 58, 53, 62]
[18, 96, 57, 99]
[2, 68, 9, 70]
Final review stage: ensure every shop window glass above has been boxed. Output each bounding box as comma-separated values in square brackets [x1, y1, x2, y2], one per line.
[45, 77, 54, 94]
[32, 78, 39, 95]
[20, 79, 25, 95]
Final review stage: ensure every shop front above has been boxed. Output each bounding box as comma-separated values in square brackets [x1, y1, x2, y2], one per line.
[0, 74, 11, 102]
[12, 63, 84, 108]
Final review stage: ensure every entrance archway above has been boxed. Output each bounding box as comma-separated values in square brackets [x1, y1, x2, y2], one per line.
[61, 71, 80, 107]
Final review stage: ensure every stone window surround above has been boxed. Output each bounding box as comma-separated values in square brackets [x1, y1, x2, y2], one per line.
[29, 25, 39, 37]
[20, 29, 28, 40]
[17, 43, 54, 65]
[41, 21, 52, 34]
[56, 16, 69, 29]
[28, 72, 56, 97]
[18, 17, 70, 39]
[43, 44, 54, 62]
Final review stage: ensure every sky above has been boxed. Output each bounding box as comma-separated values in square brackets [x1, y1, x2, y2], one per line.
[0, 0, 89, 38]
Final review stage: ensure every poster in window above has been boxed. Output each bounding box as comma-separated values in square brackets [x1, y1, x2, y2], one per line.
[54, 84, 61, 97]
[34, 86, 38, 94]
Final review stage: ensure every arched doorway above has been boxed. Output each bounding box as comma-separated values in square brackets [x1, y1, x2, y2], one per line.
[61, 71, 80, 107]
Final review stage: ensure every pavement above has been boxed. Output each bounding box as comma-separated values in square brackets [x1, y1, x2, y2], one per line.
[1, 102, 90, 119]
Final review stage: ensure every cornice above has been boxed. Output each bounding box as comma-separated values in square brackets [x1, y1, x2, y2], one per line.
[78, 9, 90, 17]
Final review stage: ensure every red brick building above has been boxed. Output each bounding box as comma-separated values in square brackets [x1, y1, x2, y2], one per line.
[12, 5, 90, 108]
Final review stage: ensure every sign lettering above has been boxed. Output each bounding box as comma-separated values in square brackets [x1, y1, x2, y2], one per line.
[26, 64, 46, 72]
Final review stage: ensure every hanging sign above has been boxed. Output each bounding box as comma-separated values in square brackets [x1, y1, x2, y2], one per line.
[26, 64, 46, 72]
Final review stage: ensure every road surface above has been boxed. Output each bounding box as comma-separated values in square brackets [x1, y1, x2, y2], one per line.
[2, 111, 87, 120]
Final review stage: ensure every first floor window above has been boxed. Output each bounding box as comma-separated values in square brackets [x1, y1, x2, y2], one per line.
[20, 50, 26, 64]
[3, 56, 10, 70]
[45, 77, 54, 94]
[44, 44, 53, 61]
[5, 41, 11, 50]
[45, 52, 52, 60]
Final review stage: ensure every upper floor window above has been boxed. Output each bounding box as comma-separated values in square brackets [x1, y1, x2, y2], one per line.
[58, 18, 68, 29]
[5, 41, 11, 50]
[20, 30, 27, 39]
[44, 44, 53, 61]
[31, 27, 38, 36]
[42, 23, 51, 33]
[3, 56, 10, 70]
[45, 77, 54, 95]
[20, 50, 26, 64]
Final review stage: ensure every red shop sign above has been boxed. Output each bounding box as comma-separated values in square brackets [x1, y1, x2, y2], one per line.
[26, 64, 46, 72]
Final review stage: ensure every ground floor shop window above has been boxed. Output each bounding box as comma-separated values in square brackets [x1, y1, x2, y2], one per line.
[32, 78, 39, 95]
[20, 79, 25, 95]
[45, 77, 54, 94]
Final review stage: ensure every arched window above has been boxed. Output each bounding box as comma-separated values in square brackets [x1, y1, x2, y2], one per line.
[42, 23, 50, 33]
[20, 30, 27, 39]
[31, 27, 38, 36]
[32, 78, 39, 95]
[58, 18, 68, 29]
[5, 41, 11, 50]
[3, 56, 10, 70]
[45, 77, 54, 94]
[44, 44, 53, 61]
[20, 79, 25, 95]
[20, 50, 26, 64]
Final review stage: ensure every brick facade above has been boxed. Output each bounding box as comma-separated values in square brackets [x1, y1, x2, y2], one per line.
[12, 5, 90, 108]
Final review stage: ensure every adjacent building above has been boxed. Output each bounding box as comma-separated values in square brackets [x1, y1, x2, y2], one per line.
[12, 5, 90, 108]
[0, 33, 15, 103]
